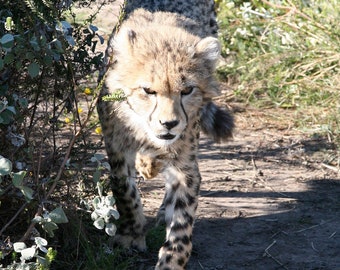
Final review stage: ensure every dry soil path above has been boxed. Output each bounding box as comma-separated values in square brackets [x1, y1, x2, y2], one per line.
[139, 109, 340, 270]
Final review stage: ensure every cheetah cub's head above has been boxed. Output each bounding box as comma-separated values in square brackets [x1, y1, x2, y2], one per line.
[106, 14, 220, 147]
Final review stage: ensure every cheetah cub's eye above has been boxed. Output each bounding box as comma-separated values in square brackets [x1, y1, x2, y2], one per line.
[181, 86, 195, 96]
[143, 87, 156, 95]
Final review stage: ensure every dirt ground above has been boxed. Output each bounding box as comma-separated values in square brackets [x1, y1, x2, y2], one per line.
[134, 105, 340, 270]
[84, 2, 340, 269]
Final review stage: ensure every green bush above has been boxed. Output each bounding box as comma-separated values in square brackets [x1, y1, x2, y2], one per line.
[0, 0, 103, 128]
[0, 0, 121, 268]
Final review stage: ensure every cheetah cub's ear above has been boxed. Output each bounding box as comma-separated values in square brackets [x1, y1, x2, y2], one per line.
[194, 37, 221, 70]
[113, 27, 137, 53]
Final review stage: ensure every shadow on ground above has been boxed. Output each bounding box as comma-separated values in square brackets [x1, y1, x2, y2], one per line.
[189, 178, 340, 270]
[138, 130, 339, 270]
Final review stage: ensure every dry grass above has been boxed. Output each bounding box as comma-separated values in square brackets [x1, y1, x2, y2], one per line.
[216, 0, 340, 145]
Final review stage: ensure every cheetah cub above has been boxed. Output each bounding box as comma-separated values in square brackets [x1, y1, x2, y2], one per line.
[97, 1, 234, 269]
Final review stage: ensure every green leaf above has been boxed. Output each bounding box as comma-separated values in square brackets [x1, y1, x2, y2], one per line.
[102, 162, 111, 170]
[35, 237, 48, 253]
[0, 59, 4, 70]
[12, 171, 26, 187]
[40, 35, 47, 46]
[43, 55, 53, 65]
[13, 242, 27, 252]
[29, 36, 40, 51]
[93, 217, 105, 230]
[48, 207, 69, 224]
[0, 156, 12, 176]
[89, 24, 98, 32]
[32, 216, 44, 223]
[15, 60, 22, 70]
[6, 106, 16, 114]
[4, 53, 14, 65]
[35, 237, 47, 246]
[93, 169, 101, 183]
[25, 52, 35, 60]
[98, 206, 111, 217]
[21, 186, 34, 201]
[110, 209, 120, 220]
[92, 196, 101, 208]
[60, 21, 72, 33]
[0, 109, 14, 124]
[104, 195, 115, 206]
[19, 98, 28, 108]
[102, 89, 126, 102]
[105, 223, 117, 236]
[20, 247, 36, 260]
[42, 221, 58, 237]
[0, 34, 14, 45]
[65, 35, 75, 46]
[93, 153, 106, 161]
[53, 39, 63, 52]
[91, 211, 99, 221]
[27, 62, 40, 78]
[36, 255, 48, 266]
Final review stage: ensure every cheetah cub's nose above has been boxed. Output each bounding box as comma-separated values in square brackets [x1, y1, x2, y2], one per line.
[160, 120, 179, 130]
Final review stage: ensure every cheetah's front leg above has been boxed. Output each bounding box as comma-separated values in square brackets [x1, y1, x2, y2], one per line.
[107, 153, 147, 251]
[135, 151, 167, 180]
[156, 165, 201, 270]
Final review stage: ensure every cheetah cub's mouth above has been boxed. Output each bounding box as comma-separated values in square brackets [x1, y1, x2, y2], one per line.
[157, 133, 176, 140]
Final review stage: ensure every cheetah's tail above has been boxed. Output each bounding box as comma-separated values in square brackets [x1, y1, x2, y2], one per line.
[200, 102, 234, 142]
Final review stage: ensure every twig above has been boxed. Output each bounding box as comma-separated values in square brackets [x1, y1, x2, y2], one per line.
[0, 202, 28, 236]
[328, 232, 336, 239]
[321, 163, 339, 173]
[263, 240, 289, 270]
[294, 220, 330, 233]
[260, 0, 291, 11]
[26, 67, 46, 138]
[261, 0, 331, 34]
[295, 224, 319, 233]
[251, 157, 290, 198]
[20, 87, 101, 242]
[197, 260, 204, 269]
[311, 242, 319, 252]
[264, 240, 276, 254]
[76, 214, 82, 260]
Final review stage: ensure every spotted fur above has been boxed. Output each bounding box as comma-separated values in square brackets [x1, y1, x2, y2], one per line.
[97, 1, 234, 269]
